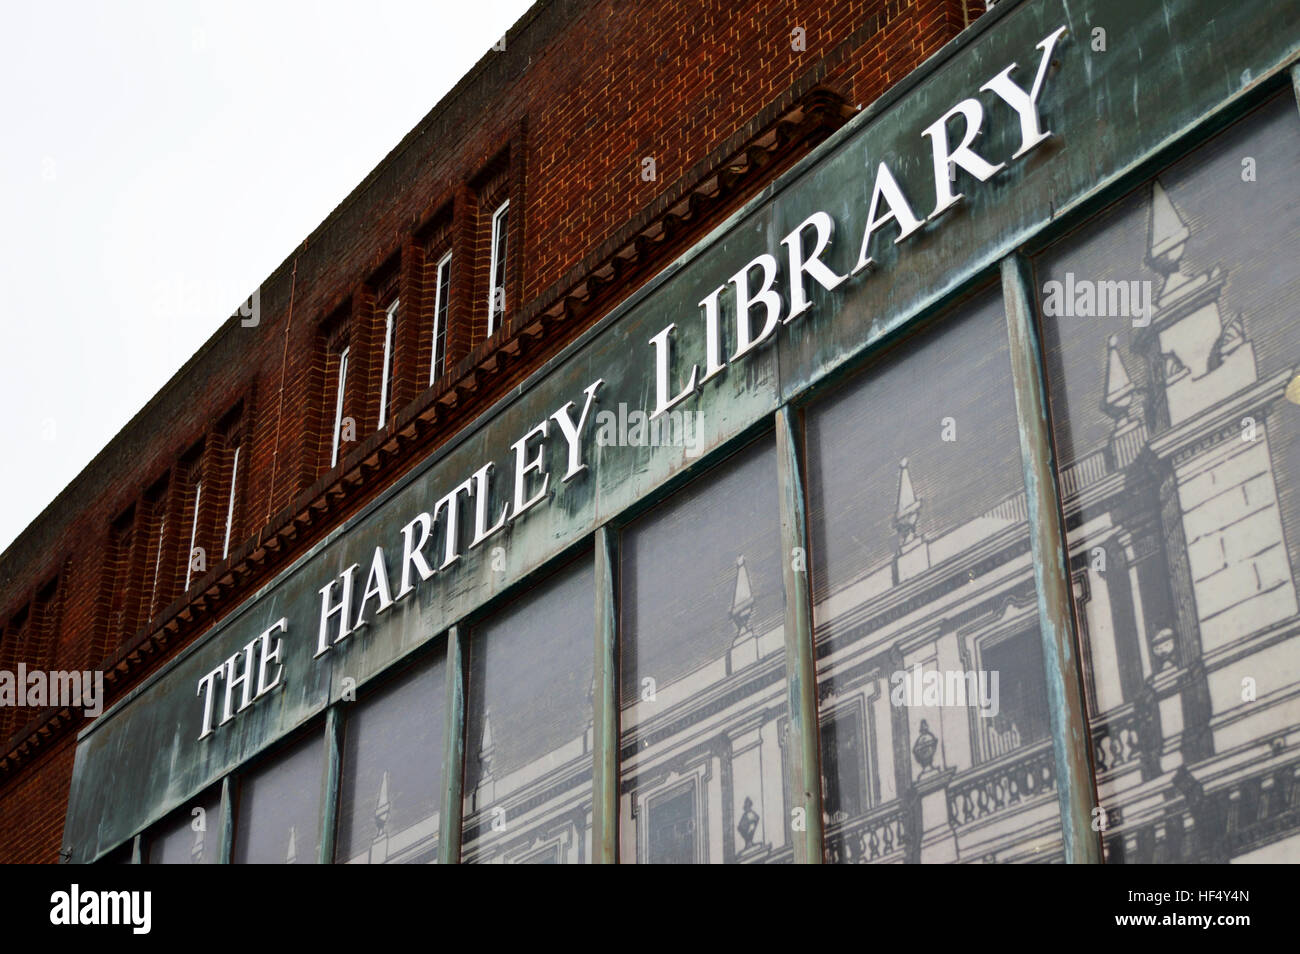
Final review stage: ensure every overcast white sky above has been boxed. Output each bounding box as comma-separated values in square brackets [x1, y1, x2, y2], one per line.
[0, 0, 535, 554]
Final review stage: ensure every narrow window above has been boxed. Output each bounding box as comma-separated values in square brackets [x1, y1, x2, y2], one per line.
[107, 509, 136, 632]
[222, 444, 240, 561]
[184, 478, 202, 591]
[330, 346, 350, 468]
[487, 200, 509, 335]
[378, 300, 398, 429]
[431, 251, 452, 384]
[647, 781, 698, 864]
[150, 512, 166, 615]
[143, 478, 170, 619]
[981, 630, 1050, 758]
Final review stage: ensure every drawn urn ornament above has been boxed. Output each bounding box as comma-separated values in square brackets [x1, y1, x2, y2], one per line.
[912, 719, 939, 776]
[737, 796, 760, 851]
[1150, 627, 1177, 671]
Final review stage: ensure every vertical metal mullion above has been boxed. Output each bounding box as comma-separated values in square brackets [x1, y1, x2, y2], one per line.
[1000, 253, 1103, 864]
[775, 404, 824, 864]
[318, 705, 344, 864]
[439, 625, 467, 863]
[218, 775, 234, 864]
[1291, 62, 1300, 114]
[592, 525, 620, 863]
[130, 833, 143, 864]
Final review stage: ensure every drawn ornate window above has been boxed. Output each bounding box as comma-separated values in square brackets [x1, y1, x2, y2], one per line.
[645, 778, 699, 864]
[820, 703, 869, 826]
[978, 629, 1050, 759]
[516, 843, 561, 864]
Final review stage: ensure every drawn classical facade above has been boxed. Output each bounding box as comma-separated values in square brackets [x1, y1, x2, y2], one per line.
[1060, 178, 1300, 863]
[447, 168, 1300, 866]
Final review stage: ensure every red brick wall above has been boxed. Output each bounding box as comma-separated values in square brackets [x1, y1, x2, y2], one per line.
[0, 0, 982, 862]
[521, 0, 970, 303]
[0, 735, 76, 863]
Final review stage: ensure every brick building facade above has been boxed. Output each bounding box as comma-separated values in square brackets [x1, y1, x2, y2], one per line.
[0, 0, 986, 863]
[8, 0, 1299, 868]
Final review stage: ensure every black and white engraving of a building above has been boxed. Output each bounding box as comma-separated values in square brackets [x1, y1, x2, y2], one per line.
[444, 162, 1300, 865]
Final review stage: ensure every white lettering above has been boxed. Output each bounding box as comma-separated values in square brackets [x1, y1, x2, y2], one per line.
[511, 422, 550, 518]
[649, 323, 698, 419]
[783, 211, 846, 322]
[980, 25, 1067, 159]
[922, 98, 1005, 219]
[854, 161, 924, 273]
[730, 252, 783, 360]
[549, 378, 604, 482]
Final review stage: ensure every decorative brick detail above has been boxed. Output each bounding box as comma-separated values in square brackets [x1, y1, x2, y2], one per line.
[394, 240, 429, 411]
